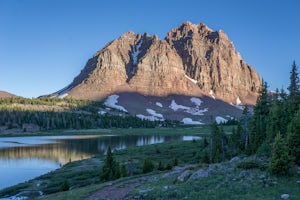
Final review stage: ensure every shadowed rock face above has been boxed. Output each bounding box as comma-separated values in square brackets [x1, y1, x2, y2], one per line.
[58, 21, 261, 105]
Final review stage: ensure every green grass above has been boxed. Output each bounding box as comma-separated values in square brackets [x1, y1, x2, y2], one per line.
[114, 140, 203, 168]
[129, 166, 300, 200]
[0, 125, 235, 137]
[36, 184, 103, 200]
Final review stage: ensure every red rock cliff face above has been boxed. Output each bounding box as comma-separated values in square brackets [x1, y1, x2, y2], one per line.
[165, 22, 261, 104]
[60, 22, 261, 105]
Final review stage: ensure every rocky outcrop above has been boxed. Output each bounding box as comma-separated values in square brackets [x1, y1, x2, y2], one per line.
[57, 21, 261, 105]
[165, 21, 261, 104]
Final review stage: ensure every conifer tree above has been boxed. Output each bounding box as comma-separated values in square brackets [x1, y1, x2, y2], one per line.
[241, 105, 250, 150]
[101, 146, 120, 181]
[142, 158, 154, 173]
[287, 61, 300, 116]
[157, 161, 164, 171]
[229, 124, 243, 156]
[266, 89, 284, 142]
[201, 149, 210, 164]
[210, 123, 228, 162]
[120, 164, 127, 177]
[268, 133, 292, 175]
[286, 110, 300, 165]
[249, 80, 271, 154]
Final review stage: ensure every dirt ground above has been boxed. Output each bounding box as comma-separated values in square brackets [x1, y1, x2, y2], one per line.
[85, 177, 148, 200]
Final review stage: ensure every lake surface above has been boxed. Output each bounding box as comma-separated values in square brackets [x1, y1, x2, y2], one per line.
[0, 134, 200, 190]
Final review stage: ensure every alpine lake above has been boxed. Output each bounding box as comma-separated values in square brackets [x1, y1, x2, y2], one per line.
[0, 133, 201, 190]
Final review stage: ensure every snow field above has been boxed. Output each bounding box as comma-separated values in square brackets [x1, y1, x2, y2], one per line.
[104, 95, 128, 112]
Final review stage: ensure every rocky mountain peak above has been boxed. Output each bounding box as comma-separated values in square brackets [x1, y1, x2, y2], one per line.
[119, 30, 136, 39]
[55, 21, 261, 106]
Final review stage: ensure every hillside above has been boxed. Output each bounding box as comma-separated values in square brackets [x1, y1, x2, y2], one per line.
[0, 90, 16, 98]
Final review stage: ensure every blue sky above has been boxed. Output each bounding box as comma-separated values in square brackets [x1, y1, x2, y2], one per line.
[1, 0, 299, 98]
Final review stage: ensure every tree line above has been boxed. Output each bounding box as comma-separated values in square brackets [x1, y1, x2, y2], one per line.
[0, 109, 164, 130]
[202, 61, 299, 175]
[0, 97, 179, 130]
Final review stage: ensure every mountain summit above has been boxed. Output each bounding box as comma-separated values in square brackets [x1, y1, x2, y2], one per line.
[55, 21, 261, 105]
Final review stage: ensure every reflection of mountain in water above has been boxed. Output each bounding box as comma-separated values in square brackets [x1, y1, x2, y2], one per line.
[0, 135, 187, 165]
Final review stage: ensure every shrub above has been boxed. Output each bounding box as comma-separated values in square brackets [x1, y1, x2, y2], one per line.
[236, 160, 261, 169]
[60, 180, 69, 191]
[165, 163, 172, 170]
[269, 133, 293, 175]
[142, 159, 154, 173]
[173, 158, 178, 166]
[157, 161, 164, 171]
[100, 146, 120, 181]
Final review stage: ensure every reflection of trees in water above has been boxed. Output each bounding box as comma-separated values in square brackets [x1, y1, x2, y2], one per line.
[0, 135, 182, 165]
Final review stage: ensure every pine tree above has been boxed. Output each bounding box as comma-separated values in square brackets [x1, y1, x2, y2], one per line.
[229, 125, 242, 156]
[120, 164, 127, 177]
[288, 61, 300, 101]
[286, 110, 300, 165]
[241, 105, 250, 150]
[249, 80, 271, 154]
[266, 90, 284, 142]
[210, 123, 228, 162]
[201, 149, 210, 164]
[173, 158, 178, 166]
[100, 146, 120, 181]
[157, 161, 164, 171]
[268, 133, 292, 175]
[287, 61, 300, 116]
[142, 158, 154, 173]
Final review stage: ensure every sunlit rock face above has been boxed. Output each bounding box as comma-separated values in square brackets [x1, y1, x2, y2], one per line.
[165, 22, 261, 104]
[56, 21, 261, 105]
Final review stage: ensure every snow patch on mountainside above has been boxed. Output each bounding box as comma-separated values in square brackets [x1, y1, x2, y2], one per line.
[190, 97, 202, 107]
[169, 99, 208, 116]
[236, 97, 242, 105]
[186, 108, 208, 116]
[98, 111, 107, 115]
[132, 41, 142, 65]
[230, 97, 244, 110]
[215, 116, 228, 124]
[156, 102, 163, 107]
[169, 100, 190, 111]
[136, 115, 158, 121]
[209, 90, 216, 99]
[181, 118, 203, 125]
[146, 109, 164, 119]
[136, 114, 164, 121]
[58, 93, 68, 99]
[104, 95, 128, 112]
[136, 108, 164, 121]
[185, 75, 197, 84]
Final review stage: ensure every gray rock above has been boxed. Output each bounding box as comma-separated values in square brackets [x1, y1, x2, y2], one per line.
[139, 188, 152, 194]
[177, 170, 192, 182]
[188, 169, 209, 181]
[281, 194, 289, 199]
[239, 170, 250, 177]
[163, 185, 169, 191]
[230, 157, 241, 163]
